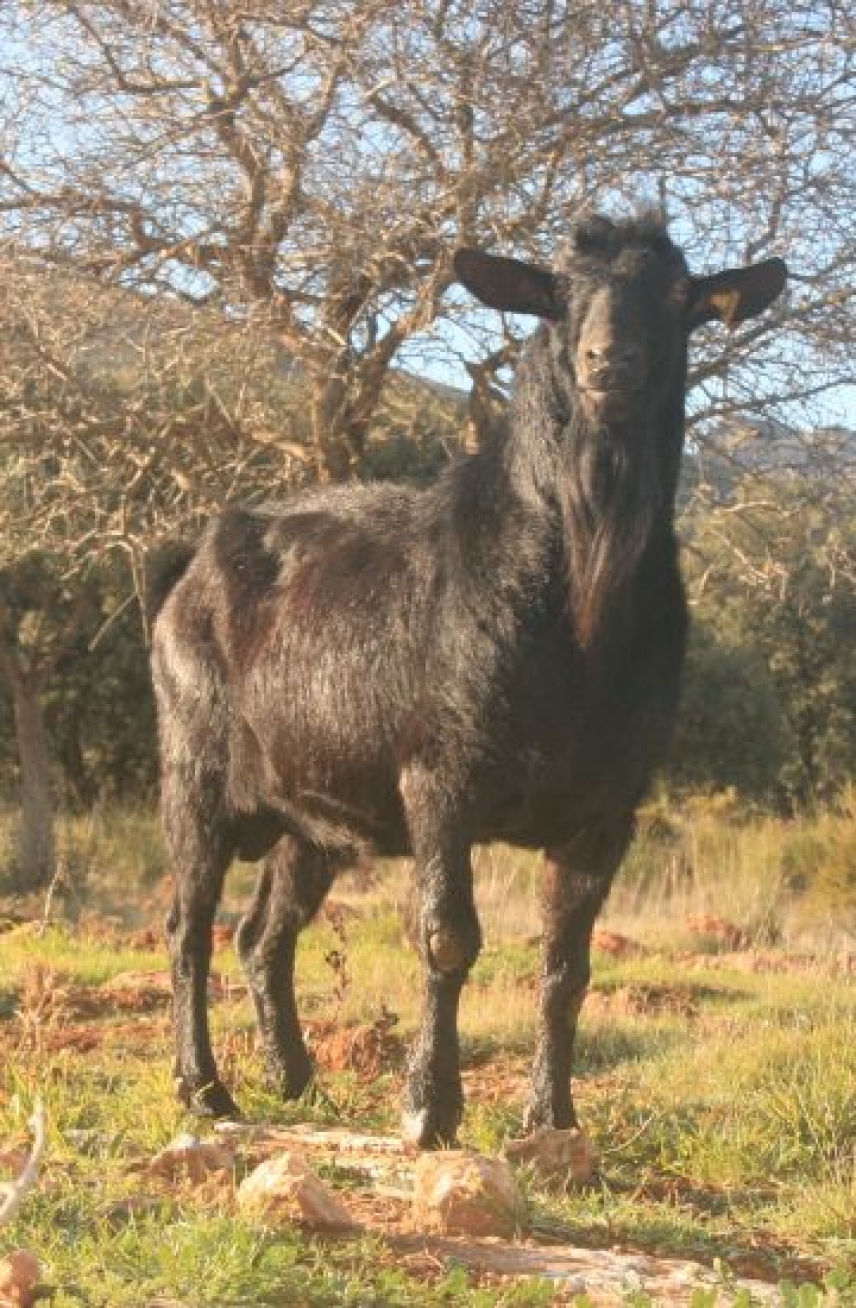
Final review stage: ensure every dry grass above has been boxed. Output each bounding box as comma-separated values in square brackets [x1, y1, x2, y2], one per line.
[1, 799, 855, 1303]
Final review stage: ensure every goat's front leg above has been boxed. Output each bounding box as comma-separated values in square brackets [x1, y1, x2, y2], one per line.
[526, 820, 633, 1131]
[401, 791, 481, 1148]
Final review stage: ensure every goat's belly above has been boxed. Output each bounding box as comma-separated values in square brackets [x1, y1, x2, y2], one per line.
[476, 793, 584, 849]
[229, 715, 409, 853]
[279, 789, 411, 855]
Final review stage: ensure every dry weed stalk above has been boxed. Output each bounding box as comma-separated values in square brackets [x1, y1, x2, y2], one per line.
[14, 966, 71, 1054]
[0, 1101, 47, 1227]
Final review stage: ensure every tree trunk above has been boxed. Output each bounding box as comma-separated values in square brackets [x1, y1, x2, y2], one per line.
[308, 331, 406, 482]
[310, 373, 364, 482]
[11, 675, 56, 890]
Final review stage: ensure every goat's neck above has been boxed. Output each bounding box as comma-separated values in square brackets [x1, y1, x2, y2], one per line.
[506, 344, 684, 647]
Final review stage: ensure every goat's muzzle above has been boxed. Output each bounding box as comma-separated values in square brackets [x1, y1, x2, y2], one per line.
[577, 341, 647, 417]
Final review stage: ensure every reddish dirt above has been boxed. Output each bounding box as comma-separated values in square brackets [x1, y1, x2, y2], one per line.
[586, 981, 705, 1018]
[686, 949, 856, 976]
[307, 1013, 406, 1078]
[66, 970, 241, 1018]
[461, 1060, 529, 1106]
[592, 928, 648, 958]
[685, 914, 748, 948]
[0, 1148, 29, 1179]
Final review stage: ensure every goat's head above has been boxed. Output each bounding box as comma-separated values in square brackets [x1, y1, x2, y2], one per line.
[454, 215, 787, 422]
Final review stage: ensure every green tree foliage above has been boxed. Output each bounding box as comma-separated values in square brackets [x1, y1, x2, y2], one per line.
[44, 571, 159, 809]
[674, 470, 856, 809]
[0, 559, 157, 834]
[671, 619, 788, 802]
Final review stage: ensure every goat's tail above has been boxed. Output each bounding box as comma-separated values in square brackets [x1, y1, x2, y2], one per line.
[146, 539, 195, 624]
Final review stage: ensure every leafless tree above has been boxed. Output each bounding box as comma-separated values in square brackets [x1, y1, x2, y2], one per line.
[0, 257, 305, 884]
[1, 1, 852, 472]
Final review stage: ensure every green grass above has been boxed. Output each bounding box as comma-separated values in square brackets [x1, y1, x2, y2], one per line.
[1, 804, 856, 1303]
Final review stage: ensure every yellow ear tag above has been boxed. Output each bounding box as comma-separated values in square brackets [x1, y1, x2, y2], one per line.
[709, 288, 743, 327]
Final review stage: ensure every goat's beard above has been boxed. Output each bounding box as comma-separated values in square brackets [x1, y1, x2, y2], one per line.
[560, 410, 662, 648]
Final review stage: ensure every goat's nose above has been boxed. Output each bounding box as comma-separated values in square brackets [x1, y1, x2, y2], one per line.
[582, 341, 645, 387]
[584, 342, 643, 368]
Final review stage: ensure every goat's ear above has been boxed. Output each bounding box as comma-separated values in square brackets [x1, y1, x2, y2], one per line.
[687, 257, 788, 330]
[454, 249, 563, 320]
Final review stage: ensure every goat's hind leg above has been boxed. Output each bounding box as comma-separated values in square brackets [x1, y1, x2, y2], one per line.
[236, 836, 338, 1098]
[164, 792, 238, 1118]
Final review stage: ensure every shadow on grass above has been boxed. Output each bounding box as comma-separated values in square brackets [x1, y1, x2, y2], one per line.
[456, 1019, 688, 1077]
[575, 1022, 688, 1075]
[0, 985, 20, 1021]
[531, 1190, 830, 1289]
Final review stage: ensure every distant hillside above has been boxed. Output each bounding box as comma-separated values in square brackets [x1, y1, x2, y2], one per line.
[684, 419, 856, 503]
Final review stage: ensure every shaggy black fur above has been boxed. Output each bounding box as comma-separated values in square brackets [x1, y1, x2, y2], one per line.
[152, 215, 786, 1142]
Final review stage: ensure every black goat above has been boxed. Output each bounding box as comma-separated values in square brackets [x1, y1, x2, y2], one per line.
[152, 215, 786, 1146]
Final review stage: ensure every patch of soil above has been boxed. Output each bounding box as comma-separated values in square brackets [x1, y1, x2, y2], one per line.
[334, 1186, 410, 1231]
[42, 1017, 170, 1054]
[586, 981, 708, 1019]
[685, 914, 748, 949]
[686, 949, 856, 976]
[384, 1231, 792, 1304]
[592, 929, 647, 958]
[0, 1147, 29, 1179]
[307, 1012, 406, 1078]
[461, 1060, 529, 1107]
[68, 971, 240, 1019]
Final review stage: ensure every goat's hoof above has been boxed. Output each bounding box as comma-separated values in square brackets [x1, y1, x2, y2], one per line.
[177, 1077, 242, 1120]
[266, 1062, 315, 1103]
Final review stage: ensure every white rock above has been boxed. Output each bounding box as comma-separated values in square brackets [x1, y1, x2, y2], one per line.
[147, 1133, 234, 1183]
[412, 1150, 528, 1237]
[237, 1152, 357, 1231]
[505, 1126, 597, 1185]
